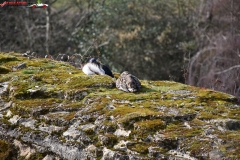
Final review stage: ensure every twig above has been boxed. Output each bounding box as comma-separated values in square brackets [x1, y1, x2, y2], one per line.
[83, 43, 94, 57]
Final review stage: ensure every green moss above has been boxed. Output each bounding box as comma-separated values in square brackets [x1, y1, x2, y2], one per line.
[113, 106, 161, 118]
[0, 54, 18, 65]
[0, 118, 12, 126]
[67, 75, 115, 89]
[0, 74, 12, 82]
[0, 140, 11, 159]
[43, 63, 56, 69]
[128, 142, 150, 154]
[141, 80, 190, 93]
[197, 89, 237, 103]
[84, 128, 95, 135]
[101, 120, 118, 133]
[0, 66, 11, 74]
[59, 136, 67, 143]
[14, 98, 61, 109]
[113, 107, 163, 129]
[198, 111, 218, 120]
[27, 152, 45, 160]
[190, 119, 206, 126]
[134, 119, 165, 133]
[181, 135, 212, 157]
[228, 109, 240, 120]
[131, 119, 165, 139]
[63, 112, 76, 121]
[1, 52, 240, 159]
[185, 128, 202, 137]
[22, 69, 36, 74]
[111, 91, 161, 102]
[189, 140, 212, 157]
[164, 121, 203, 139]
[10, 105, 31, 118]
[97, 133, 118, 147]
[84, 103, 105, 115]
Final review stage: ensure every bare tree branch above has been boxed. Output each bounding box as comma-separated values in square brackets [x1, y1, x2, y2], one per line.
[51, 6, 72, 18]
[188, 47, 216, 84]
[215, 65, 240, 74]
[49, 0, 58, 5]
[46, 7, 50, 55]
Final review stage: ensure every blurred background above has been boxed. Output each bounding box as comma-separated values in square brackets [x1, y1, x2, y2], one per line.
[1, 0, 240, 98]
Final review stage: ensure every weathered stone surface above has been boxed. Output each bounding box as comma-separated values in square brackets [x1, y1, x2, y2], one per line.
[0, 82, 9, 96]
[209, 150, 224, 160]
[9, 115, 21, 124]
[13, 62, 26, 71]
[0, 52, 240, 159]
[14, 140, 36, 159]
[114, 128, 131, 137]
[42, 155, 60, 160]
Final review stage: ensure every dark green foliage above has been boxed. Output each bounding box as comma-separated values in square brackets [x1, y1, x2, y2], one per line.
[0, 0, 198, 82]
[72, 0, 198, 81]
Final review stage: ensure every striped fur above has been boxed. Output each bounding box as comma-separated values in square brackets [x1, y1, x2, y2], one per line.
[116, 71, 141, 92]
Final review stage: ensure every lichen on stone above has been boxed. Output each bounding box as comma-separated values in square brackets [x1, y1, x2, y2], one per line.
[0, 52, 240, 159]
